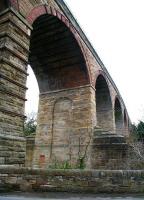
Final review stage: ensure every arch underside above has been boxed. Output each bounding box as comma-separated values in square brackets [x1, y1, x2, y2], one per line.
[115, 98, 123, 134]
[0, 0, 8, 12]
[123, 110, 128, 136]
[96, 75, 113, 131]
[29, 14, 89, 93]
[124, 110, 127, 127]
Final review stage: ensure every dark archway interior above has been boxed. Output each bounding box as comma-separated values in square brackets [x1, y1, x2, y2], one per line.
[124, 110, 127, 127]
[0, 0, 8, 11]
[96, 75, 113, 131]
[29, 14, 89, 93]
[123, 110, 128, 135]
[115, 98, 123, 134]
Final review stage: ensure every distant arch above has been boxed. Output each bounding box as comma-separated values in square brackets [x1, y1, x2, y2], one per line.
[114, 97, 123, 134]
[123, 109, 128, 136]
[124, 110, 127, 126]
[95, 74, 113, 131]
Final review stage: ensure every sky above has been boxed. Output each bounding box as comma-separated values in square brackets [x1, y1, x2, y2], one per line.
[25, 0, 144, 123]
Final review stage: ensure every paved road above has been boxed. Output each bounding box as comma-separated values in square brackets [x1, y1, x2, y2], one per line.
[0, 193, 143, 200]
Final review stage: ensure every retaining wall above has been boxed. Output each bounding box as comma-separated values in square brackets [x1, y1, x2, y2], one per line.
[0, 167, 144, 193]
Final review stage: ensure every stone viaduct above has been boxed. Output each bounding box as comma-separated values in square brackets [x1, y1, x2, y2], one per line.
[0, 0, 130, 169]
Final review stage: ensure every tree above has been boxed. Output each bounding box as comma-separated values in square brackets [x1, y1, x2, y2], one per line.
[125, 120, 144, 169]
[24, 113, 37, 136]
[131, 120, 144, 141]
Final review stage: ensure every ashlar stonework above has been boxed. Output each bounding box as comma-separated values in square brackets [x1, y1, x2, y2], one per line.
[0, 0, 130, 169]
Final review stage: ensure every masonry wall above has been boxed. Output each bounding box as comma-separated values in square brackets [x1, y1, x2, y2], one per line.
[0, 167, 144, 193]
[0, 9, 30, 165]
[33, 86, 96, 168]
[0, 0, 130, 167]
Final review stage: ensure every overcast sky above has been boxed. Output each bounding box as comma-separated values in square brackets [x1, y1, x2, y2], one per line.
[25, 0, 144, 123]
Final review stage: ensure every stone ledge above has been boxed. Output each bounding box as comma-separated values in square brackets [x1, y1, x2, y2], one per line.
[0, 134, 26, 141]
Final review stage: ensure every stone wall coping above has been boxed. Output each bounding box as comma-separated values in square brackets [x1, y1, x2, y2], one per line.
[0, 167, 144, 177]
[40, 84, 95, 95]
[0, 167, 143, 193]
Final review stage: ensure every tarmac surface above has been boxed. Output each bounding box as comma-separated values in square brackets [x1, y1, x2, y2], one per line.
[0, 193, 143, 200]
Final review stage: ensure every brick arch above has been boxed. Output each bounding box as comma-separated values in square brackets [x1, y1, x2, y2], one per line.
[95, 70, 113, 101]
[29, 13, 90, 92]
[26, 5, 91, 85]
[123, 109, 129, 136]
[95, 73, 114, 131]
[26, 5, 76, 33]
[95, 70, 111, 88]
[114, 97, 123, 134]
[26, 5, 48, 24]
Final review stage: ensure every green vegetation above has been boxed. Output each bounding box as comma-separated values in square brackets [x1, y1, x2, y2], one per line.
[49, 160, 72, 170]
[131, 120, 144, 140]
[77, 157, 86, 169]
[49, 159, 86, 170]
[24, 113, 37, 136]
[123, 120, 144, 170]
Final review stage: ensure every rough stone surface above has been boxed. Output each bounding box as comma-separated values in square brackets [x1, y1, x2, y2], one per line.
[25, 135, 35, 168]
[0, 167, 144, 193]
[32, 86, 94, 168]
[0, 0, 130, 168]
[91, 128, 128, 169]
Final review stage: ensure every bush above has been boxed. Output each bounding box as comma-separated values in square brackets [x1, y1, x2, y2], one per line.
[24, 113, 37, 136]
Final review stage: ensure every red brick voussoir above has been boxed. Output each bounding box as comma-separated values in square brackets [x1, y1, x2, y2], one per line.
[26, 4, 91, 83]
